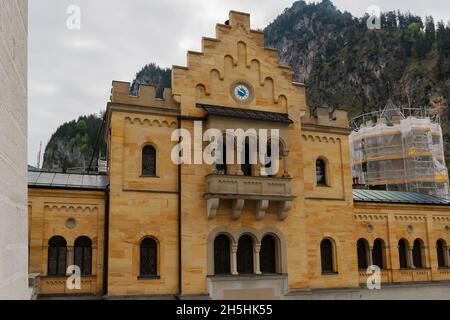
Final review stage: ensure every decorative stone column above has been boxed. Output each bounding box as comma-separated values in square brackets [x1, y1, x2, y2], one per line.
[368, 246, 374, 267]
[254, 243, 262, 275]
[282, 150, 290, 178]
[236, 143, 244, 176]
[211, 163, 219, 175]
[67, 246, 74, 274]
[445, 245, 450, 267]
[408, 246, 415, 269]
[231, 244, 238, 276]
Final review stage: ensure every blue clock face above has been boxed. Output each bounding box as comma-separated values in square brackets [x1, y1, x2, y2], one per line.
[234, 84, 250, 101]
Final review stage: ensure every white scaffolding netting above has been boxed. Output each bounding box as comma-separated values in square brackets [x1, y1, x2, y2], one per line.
[350, 103, 449, 199]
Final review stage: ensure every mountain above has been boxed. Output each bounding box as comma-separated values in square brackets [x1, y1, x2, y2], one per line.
[263, 0, 450, 164]
[131, 63, 171, 97]
[264, 0, 450, 116]
[42, 0, 450, 170]
[42, 114, 106, 172]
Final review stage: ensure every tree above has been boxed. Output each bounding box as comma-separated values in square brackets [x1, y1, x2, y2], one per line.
[385, 11, 397, 29]
[425, 16, 436, 51]
[437, 21, 450, 56]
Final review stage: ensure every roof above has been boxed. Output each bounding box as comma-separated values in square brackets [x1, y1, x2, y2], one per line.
[28, 165, 39, 172]
[353, 189, 450, 205]
[198, 103, 293, 124]
[28, 171, 108, 191]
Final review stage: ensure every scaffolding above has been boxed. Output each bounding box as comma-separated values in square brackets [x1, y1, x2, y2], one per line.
[349, 100, 449, 199]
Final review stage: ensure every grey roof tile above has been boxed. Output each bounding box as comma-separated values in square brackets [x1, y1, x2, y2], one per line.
[198, 103, 293, 124]
[353, 189, 450, 205]
[28, 171, 108, 190]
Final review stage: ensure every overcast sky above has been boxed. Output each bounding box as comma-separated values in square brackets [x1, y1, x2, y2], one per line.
[28, 0, 450, 166]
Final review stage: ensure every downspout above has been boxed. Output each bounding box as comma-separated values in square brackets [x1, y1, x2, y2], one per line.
[177, 118, 182, 299]
[102, 185, 110, 298]
[175, 115, 204, 300]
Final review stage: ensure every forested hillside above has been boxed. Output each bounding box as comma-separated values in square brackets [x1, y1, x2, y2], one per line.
[42, 0, 450, 171]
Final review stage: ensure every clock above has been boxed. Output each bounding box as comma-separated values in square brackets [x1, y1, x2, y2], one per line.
[231, 82, 253, 103]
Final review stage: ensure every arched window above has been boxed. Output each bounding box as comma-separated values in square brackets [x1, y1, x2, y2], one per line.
[237, 235, 254, 274]
[263, 144, 273, 177]
[398, 239, 409, 269]
[413, 239, 424, 268]
[241, 142, 252, 177]
[215, 137, 228, 175]
[74, 236, 92, 276]
[140, 237, 158, 277]
[321, 239, 335, 273]
[357, 239, 369, 270]
[372, 239, 385, 269]
[48, 236, 67, 276]
[260, 235, 277, 274]
[142, 146, 156, 176]
[316, 159, 326, 186]
[437, 239, 447, 268]
[214, 235, 231, 275]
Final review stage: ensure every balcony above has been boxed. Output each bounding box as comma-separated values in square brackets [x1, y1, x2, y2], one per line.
[358, 269, 392, 285]
[204, 174, 295, 220]
[393, 268, 432, 282]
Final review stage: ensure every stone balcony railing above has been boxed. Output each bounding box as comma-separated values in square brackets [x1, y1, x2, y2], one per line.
[394, 268, 432, 282]
[40, 276, 98, 295]
[204, 174, 295, 220]
[358, 269, 392, 285]
[359, 268, 438, 285]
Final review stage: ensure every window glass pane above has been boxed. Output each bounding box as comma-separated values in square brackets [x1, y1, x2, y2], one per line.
[142, 146, 156, 176]
[357, 240, 368, 270]
[260, 236, 276, 274]
[140, 238, 158, 276]
[372, 239, 384, 269]
[399, 240, 408, 268]
[413, 240, 423, 268]
[321, 239, 333, 273]
[316, 160, 326, 185]
[214, 235, 231, 275]
[437, 240, 446, 268]
[48, 236, 67, 276]
[237, 236, 253, 274]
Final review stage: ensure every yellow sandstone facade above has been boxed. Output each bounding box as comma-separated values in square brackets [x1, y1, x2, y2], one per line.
[28, 11, 450, 299]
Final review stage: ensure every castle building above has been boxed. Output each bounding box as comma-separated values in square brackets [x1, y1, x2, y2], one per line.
[28, 11, 450, 299]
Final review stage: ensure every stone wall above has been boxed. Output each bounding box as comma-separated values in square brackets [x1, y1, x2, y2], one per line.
[0, 0, 29, 300]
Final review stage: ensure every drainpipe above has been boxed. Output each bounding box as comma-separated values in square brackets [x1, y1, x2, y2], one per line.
[177, 118, 182, 299]
[102, 185, 110, 298]
[175, 115, 204, 300]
